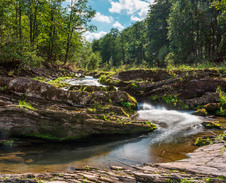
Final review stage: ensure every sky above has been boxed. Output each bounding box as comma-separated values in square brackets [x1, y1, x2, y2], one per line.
[81, 0, 154, 42]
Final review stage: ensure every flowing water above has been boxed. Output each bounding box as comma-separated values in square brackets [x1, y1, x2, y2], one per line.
[0, 77, 225, 173]
[64, 76, 106, 87]
[0, 103, 218, 174]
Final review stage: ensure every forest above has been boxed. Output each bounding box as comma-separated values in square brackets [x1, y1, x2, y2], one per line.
[0, 0, 225, 72]
[0, 0, 99, 70]
[92, 0, 225, 69]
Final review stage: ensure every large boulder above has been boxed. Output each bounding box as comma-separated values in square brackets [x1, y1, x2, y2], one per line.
[0, 106, 156, 140]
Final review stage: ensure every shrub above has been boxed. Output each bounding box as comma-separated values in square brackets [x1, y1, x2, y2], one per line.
[0, 38, 43, 68]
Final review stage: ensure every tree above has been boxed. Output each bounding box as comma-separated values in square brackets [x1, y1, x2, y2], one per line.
[146, 0, 171, 67]
[64, 0, 95, 64]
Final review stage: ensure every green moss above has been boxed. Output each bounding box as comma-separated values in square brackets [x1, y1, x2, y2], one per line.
[202, 121, 221, 129]
[47, 77, 71, 88]
[33, 77, 47, 82]
[18, 100, 36, 111]
[142, 122, 157, 130]
[26, 133, 87, 141]
[121, 108, 130, 117]
[193, 108, 208, 116]
[195, 137, 214, 147]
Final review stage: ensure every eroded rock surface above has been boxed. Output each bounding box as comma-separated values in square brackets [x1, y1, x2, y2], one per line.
[98, 69, 226, 110]
[0, 76, 155, 140]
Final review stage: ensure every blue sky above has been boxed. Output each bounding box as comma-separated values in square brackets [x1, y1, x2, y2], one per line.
[82, 0, 154, 41]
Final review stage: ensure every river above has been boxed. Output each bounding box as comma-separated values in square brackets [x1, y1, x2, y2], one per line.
[0, 76, 224, 174]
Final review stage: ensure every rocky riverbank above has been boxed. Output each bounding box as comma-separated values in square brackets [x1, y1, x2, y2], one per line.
[95, 69, 226, 114]
[0, 137, 225, 183]
[0, 68, 225, 182]
[0, 76, 156, 141]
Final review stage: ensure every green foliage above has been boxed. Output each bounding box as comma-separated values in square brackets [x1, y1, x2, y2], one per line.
[0, 86, 7, 92]
[217, 87, 226, 104]
[92, 0, 224, 68]
[0, 0, 95, 67]
[149, 94, 189, 109]
[216, 107, 226, 116]
[18, 100, 36, 111]
[86, 52, 102, 70]
[99, 75, 109, 84]
[157, 45, 169, 66]
[164, 52, 175, 67]
[162, 94, 178, 105]
[121, 99, 132, 109]
[0, 38, 43, 67]
[131, 83, 138, 88]
[2, 140, 15, 147]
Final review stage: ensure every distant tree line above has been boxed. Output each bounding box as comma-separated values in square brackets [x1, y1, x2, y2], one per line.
[92, 0, 225, 67]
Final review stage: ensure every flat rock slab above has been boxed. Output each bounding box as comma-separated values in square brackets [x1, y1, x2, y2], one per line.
[158, 142, 226, 177]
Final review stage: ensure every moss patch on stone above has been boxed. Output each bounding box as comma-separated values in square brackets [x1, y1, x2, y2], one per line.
[202, 121, 221, 129]
[193, 108, 208, 116]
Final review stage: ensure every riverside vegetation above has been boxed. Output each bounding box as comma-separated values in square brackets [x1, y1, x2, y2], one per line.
[0, 0, 225, 182]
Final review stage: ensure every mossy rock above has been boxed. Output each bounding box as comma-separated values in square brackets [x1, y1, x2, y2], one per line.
[69, 85, 116, 92]
[202, 121, 221, 129]
[193, 108, 208, 116]
[194, 136, 215, 147]
[204, 103, 221, 113]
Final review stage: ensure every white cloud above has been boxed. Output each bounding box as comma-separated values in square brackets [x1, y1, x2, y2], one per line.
[83, 31, 107, 42]
[93, 12, 114, 23]
[113, 21, 125, 30]
[109, 0, 154, 21]
[131, 15, 142, 21]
